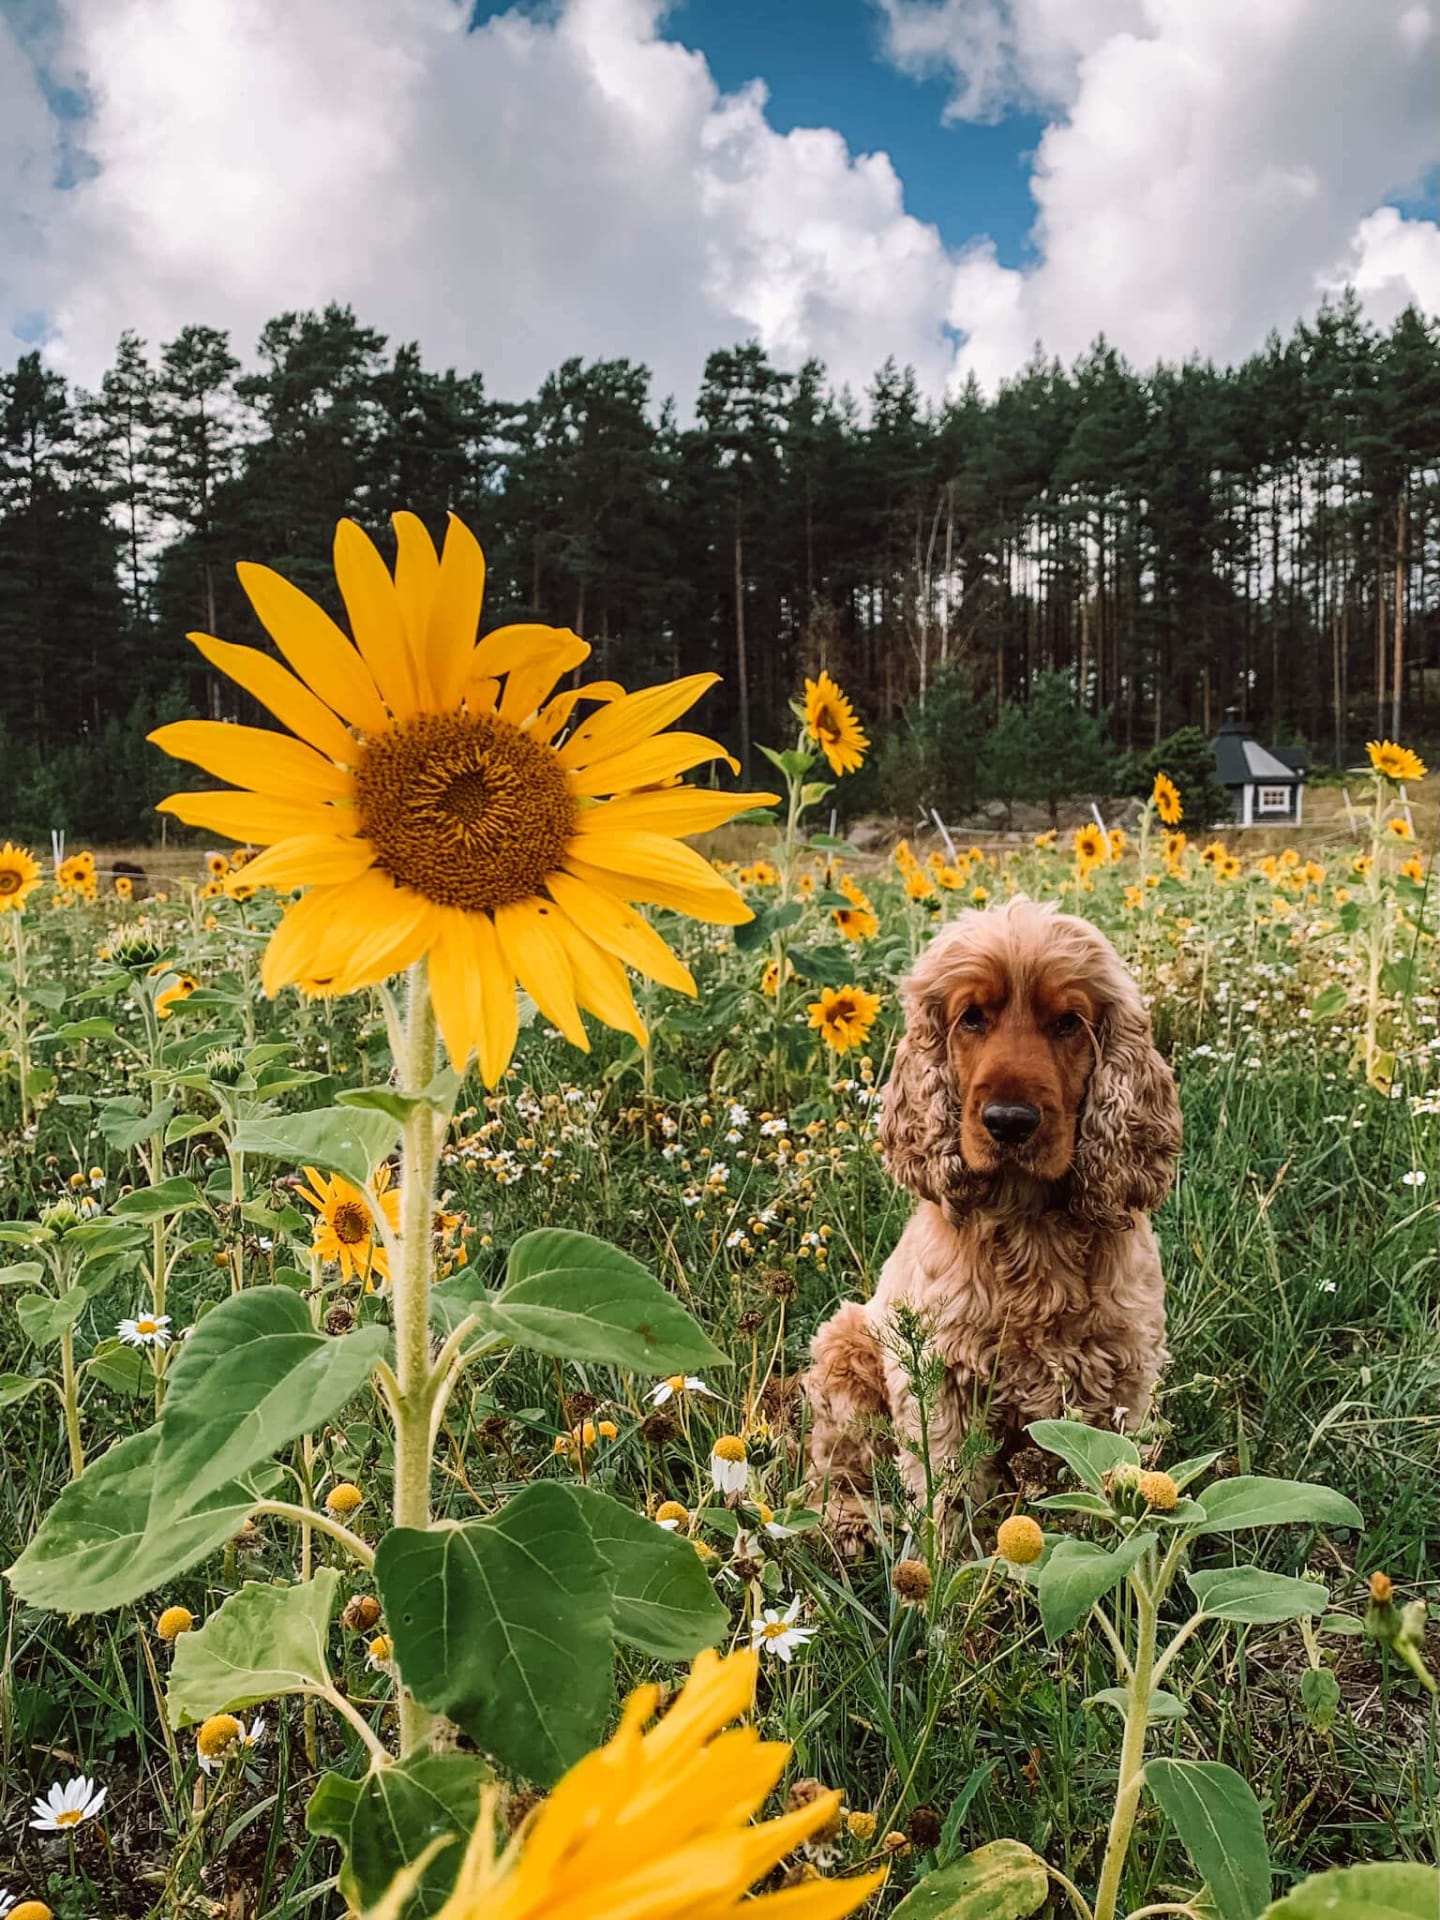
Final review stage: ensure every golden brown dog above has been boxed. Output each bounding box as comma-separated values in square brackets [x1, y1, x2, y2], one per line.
[806, 897, 1181, 1545]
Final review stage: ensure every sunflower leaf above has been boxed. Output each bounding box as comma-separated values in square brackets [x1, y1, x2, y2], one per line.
[230, 1106, 401, 1185]
[151, 1287, 390, 1519]
[4, 1428, 280, 1612]
[167, 1570, 342, 1725]
[307, 1752, 486, 1920]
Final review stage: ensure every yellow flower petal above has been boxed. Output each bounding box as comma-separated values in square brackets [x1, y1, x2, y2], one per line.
[236, 561, 390, 735]
[472, 912, 520, 1088]
[563, 927, 648, 1047]
[573, 831, 747, 898]
[428, 909, 487, 1073]
[157, 790, 346, 844]
[499, 632, 592, 728]
[470, 622, 591, 687]
[544, 871, 696, 994]
[234, 835, 377, 891]
[529, 681, 626, 746]
[424, 513, 488, 712]
[567, 732, 740, 797]
[574, 790, 777, 837]
[492, 898, 589, 1050]
[187, 631, 358, 766]
[556, 673, 720, 770]
[331, 879, 438, 992]
[334, 518, 421, 718]
[148, 721, 354, 805]
[566, 857, 754, 927]
[392, 511, 441, 704]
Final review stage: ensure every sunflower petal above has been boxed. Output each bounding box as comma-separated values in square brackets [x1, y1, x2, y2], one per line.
[232, 835, 376, 891]
[333, 880, 437, 992]
[428, 910, 485, 1073]
[187, 632, 358, 766]
[529, 681, 626, 747]
[260, 885, 354, 994]
[334, 519, 421, 718]
[236, 562, 389, 735]
[492, 898, 589, 1050]
[392, 512, 441, 705]
[545, 871, 695, 994]
[472, 913, 520, 1088]
[425, 513, 488, 712]
[568, 733, 740, 797]
[149, 721, 354, 805]
[573, 789, 778, 837]
[470, 622, 591, 687]
[561, 925, 648, 1046]
[568, 830, 747, 897]
[555, 673, 720, 770]
[498, 631, 592, 729]
[566, 857, 754, 927]
[157, 791, 346, 844]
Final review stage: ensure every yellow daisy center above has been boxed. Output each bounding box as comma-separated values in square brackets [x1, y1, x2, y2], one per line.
[136, 1318, 160, 1336]
[355, 711, 577, 912]
[54, 1807, 84, 1827]
[761, 1619, 790, 1640]
[713, 1434, 747, 1462]
[330, 1200, 372, 1247]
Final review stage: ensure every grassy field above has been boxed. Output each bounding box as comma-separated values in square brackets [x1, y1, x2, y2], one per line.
[0, 792, 1435, 1917]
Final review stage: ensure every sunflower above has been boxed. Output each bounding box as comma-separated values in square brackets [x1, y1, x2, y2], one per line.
[1366, 740, 1427, 784]
[808, 985, 881, 1054]
[149, 513, 773, 1084]
[1387, 817, 1414, 839]
[904, 869, 934, 901]
[1151, 772, 1183, 826]
[114, 875, 134, 900]
[1072, 824, 1108, 867]
[206, 852, 230, 878]
[0, 844, 42, 914]
[398, 1649, 884, 1920]
[1163, 832, 1187, 862]
[1400, 854, 1425, 883]
[802, 672, 868, 777]
[154, 973, 199, 1019]
[832, 874, 878, 941]
[299, 1163, 400, 1287]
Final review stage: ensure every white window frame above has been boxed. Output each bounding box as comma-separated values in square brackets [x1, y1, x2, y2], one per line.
[1256, 785, 1290, 814]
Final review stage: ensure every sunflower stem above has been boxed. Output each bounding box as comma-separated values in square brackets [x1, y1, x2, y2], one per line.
[10, 911, 31, 1132]
[392, 959, 440, 1754]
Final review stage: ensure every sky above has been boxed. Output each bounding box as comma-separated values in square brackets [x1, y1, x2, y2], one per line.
[2, 0, 1438, 406]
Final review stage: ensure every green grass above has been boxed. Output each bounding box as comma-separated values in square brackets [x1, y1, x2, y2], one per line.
[0, 848, 1436, 1915]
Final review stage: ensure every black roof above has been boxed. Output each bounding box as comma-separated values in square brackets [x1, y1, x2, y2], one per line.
[1210, 712, 1305, 788]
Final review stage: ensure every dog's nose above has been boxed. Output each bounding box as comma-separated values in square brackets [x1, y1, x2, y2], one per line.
[981, 1100, 1042, 1145]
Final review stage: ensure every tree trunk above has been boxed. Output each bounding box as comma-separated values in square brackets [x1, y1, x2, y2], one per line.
[733, 495, 751, 777]
[1391, 491, 1405, 738]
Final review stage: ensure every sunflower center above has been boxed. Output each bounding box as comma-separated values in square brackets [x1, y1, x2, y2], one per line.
[331, 1201, 371, 1246]
[0, 870, 21, 895]
[355, 711, 576, 913]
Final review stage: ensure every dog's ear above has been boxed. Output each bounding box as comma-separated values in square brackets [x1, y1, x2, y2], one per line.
[879, 989, 984, 1215]
[1069, 989, 1181, 1229]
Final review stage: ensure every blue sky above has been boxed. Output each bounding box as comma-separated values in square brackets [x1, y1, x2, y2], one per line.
[472, 0, 1045, 261]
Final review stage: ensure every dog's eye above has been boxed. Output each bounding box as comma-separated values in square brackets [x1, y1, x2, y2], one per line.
[1052, 1010, 1083, 1038]
[957, 1005, 987, 1034]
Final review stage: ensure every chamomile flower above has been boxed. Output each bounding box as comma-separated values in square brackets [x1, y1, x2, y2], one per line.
[750, 1594, 815, 1663]
[118, 1312, 172, 1349]
[29, 1774, 107, 1832]
[646, 1374, 718, 1407]
[197, 1712, 266, 1774]
[711, 1434, 749, 1494]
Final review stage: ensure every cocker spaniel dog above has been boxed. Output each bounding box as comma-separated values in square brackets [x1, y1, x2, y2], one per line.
[806, 897, 1181, 1546]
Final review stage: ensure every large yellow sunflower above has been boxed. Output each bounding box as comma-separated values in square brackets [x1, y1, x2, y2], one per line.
[808, 985, 881, 1054]
[393, 1648, 883, 1920]
[1366, 740, 1427, 784]
[150, 514, 773, 1082]
[299, 1164, 400, 1287]
[1151, 771, 1183, 826]
[802, 672, 868, 777]
[0, 844, 42, 914]
[1072, 823, 1108, 867]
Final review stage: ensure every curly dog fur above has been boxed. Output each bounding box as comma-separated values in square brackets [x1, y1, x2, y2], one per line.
[806, 897, 1181, 1544]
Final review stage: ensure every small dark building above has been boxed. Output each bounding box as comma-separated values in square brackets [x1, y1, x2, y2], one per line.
[1210, 710, 1307, 827]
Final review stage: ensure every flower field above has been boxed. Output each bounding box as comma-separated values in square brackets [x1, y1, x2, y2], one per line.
[0, 519, 1436, 1920]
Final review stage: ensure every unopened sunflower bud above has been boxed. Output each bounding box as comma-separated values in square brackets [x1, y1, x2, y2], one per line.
[892, 1558, 932, 1605]
[342, 1594, 382, 1632]
[156, 1605, 194, 1641]
[996, 1515, 1044, 1566]
[846, 1810, 877, 1841]
[1137, 1470, 1179, 1510]
[1108, 1462, 1144, 1494]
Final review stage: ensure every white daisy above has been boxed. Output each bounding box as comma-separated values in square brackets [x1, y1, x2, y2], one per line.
[1401, 1169, 1427, 1187]
[0, 1890, 14, 1918]
[750, 1594, 816, 1663]
[747, 1500, 798, 1539]
[710, 1435, 749, 1495]
[646, 1374, 719, 1408]
[29, 1773, 107, 1831]
[198, 1713, 266, 1776]
[117, 1313, 172, 1349]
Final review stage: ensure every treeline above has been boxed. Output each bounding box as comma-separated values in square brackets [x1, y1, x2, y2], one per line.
[1, 292, 1437, 839]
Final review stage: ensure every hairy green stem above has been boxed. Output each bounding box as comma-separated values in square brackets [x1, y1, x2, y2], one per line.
[59, 1323, 84, 1478]
[10, 913, 30, 1132]
[1093, 1560, 1160, 1920]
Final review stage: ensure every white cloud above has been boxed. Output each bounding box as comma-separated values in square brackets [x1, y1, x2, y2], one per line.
[0, 10, 65, 359]
[13, 0, 955, 399]
[882, 0, 1440, 386]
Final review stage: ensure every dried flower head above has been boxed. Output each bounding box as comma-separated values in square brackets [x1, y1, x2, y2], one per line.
[891, 1558, 933, 1605]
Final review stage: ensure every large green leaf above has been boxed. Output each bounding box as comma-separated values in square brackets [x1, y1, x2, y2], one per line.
[17, 1289, 89, 1348]
[567, 1485, 728, 1660]
[307, 1753, 487, 1919]
[1195, 1478, 1363, 1536]
[376, 1482, 615, 1784]
[1145, 1757, 1270, 1920]
[112, 1177, 207, 1219]
[230, 1106, 401, 1185]
[152, 1287, 389, 1517]
[1260, 1863, 1439, 1918]
[83, 1338, 153, 1397]
[433, 1228, 725, 1374]
[99, 1098, 176, 1153]
[168, 1570, 342, 1725]
[1027, 1419, 1139, 1492]
[1035, 1533, 1156, 1643]
[0, 1373, 48, 1409]
[5, 1428, 277, 1612]
[1187, 1568, 1329, 1624]
[889, 1841, 1050, 1919]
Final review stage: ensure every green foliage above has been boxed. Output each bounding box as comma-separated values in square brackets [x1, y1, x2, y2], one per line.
[168, 1570, 344, 1724]
[1125, 726, 1232, 830]
[890, 1841, 1050, 1919]
[984, 670, 1118, 825]
[1145, 1758, 1271, 1920]
[307, 1752, 488, 1920]
[871, 665, 988, 821]
[1259, 1863, 1440, 1918]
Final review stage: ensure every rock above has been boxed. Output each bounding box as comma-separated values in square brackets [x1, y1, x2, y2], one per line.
[846, 817, 892, 852]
